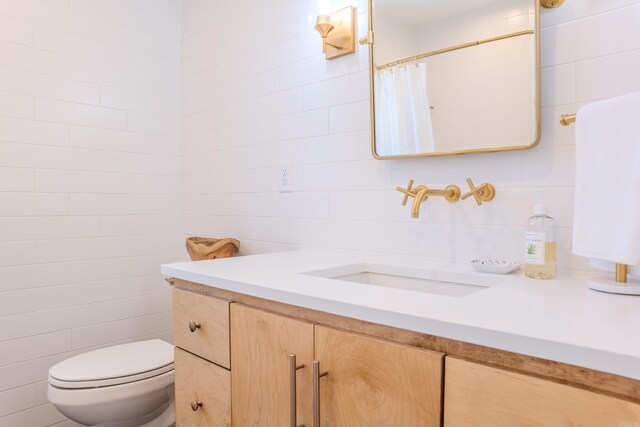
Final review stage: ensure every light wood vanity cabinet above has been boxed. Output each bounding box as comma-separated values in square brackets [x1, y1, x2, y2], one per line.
[172, 281, 640, 427]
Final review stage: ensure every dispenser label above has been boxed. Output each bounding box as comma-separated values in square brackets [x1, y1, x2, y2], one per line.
[525, 231, 545, 265]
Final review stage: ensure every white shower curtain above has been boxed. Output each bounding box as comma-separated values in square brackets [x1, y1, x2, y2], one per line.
[374, 63, 435, 156]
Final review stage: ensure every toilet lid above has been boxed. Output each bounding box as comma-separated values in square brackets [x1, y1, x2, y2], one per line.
[49, 340, 174, 389]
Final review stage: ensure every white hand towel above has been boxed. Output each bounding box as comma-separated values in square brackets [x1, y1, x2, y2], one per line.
[572, 92, 640, 273]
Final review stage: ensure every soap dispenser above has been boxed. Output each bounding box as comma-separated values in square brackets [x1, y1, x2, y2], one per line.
[525, 192, 557, 279]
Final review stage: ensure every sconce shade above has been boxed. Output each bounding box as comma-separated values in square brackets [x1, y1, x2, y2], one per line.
[306, 0, 333, 26]
[314, 15, 334, 38]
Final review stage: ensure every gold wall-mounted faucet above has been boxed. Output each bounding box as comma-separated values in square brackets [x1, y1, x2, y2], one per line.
[461, 178, 496, 206]
[396, 178, 496, 218]
[396, 180, 461, 218]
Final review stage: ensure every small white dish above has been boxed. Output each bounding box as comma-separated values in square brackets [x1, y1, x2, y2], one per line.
[470, 260, 520, 274]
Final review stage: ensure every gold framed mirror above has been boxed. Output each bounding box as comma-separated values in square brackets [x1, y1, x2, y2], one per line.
[366, 0, 541, 159]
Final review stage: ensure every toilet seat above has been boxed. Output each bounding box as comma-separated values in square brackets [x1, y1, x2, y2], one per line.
[49, 363, 174, 389]
[49, 339, 174, 389]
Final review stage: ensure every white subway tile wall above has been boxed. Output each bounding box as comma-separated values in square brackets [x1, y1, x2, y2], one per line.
[179, 0, 640, 272]
[0, 1, 180, 426]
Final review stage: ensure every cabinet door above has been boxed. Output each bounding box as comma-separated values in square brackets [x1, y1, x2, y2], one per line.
[315, 326, 444, 426]
[231, 304, 314, 427]
[444, 357, 640, 426]
[175, 348, 231, 427]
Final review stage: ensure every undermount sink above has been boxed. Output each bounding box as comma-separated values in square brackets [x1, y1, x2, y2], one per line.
[303, 263, 498, 297]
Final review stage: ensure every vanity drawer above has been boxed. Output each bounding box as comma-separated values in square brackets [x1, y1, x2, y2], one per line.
[444, 357, 640, 426]
[175, 348, 231, 427]
[173, 288, 230, 369]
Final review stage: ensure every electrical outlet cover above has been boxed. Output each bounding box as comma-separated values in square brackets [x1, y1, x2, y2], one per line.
[278, 162, 292, 192]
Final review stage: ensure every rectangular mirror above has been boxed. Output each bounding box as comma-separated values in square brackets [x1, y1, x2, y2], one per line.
[367, 0, 540, 158]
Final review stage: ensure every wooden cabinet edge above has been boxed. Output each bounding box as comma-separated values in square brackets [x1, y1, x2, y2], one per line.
[173, 278, 640, 404]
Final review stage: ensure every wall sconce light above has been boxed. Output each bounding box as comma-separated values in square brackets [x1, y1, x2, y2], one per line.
[311, 6, 356, 60]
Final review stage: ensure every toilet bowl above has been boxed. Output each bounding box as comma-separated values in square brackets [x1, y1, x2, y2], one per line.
[48, 339, 175, 427]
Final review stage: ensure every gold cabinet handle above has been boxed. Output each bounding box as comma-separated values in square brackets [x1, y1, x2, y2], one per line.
[461, 178, 496, 206]
[188, 320, 201, 332]
[190, 400, 202, 411]
[164, 277, 174, 286]
[289, 354, 305, 427]
[313, 361, 328, 427]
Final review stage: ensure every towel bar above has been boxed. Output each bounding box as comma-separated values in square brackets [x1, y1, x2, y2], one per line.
[559, 112, 639, 293]
[559, 113, 576, 126]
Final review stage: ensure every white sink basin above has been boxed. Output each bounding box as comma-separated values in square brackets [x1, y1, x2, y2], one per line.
[303, 263, 498, 297]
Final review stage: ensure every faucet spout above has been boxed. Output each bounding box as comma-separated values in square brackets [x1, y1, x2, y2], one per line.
[410, 185, 429, 218]
[395, 183, 461, 219]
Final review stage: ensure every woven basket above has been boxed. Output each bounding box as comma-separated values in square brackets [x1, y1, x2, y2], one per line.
[185, 237, 240, 261]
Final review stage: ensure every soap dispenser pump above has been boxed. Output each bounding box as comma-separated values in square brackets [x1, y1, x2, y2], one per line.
[525, 191, 557, 279]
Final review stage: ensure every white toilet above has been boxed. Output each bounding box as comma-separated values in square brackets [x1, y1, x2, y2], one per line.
[47, 339, 175, 427]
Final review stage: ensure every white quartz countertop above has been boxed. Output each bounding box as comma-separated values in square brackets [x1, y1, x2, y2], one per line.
[161, 250, 640, 380]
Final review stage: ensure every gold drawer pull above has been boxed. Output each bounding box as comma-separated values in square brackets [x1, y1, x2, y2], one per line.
[190, 400, 202, 411]
[188, 320, 201, 332]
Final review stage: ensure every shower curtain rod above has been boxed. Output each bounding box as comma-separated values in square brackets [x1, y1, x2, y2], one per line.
[375, 29, 534, 71]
